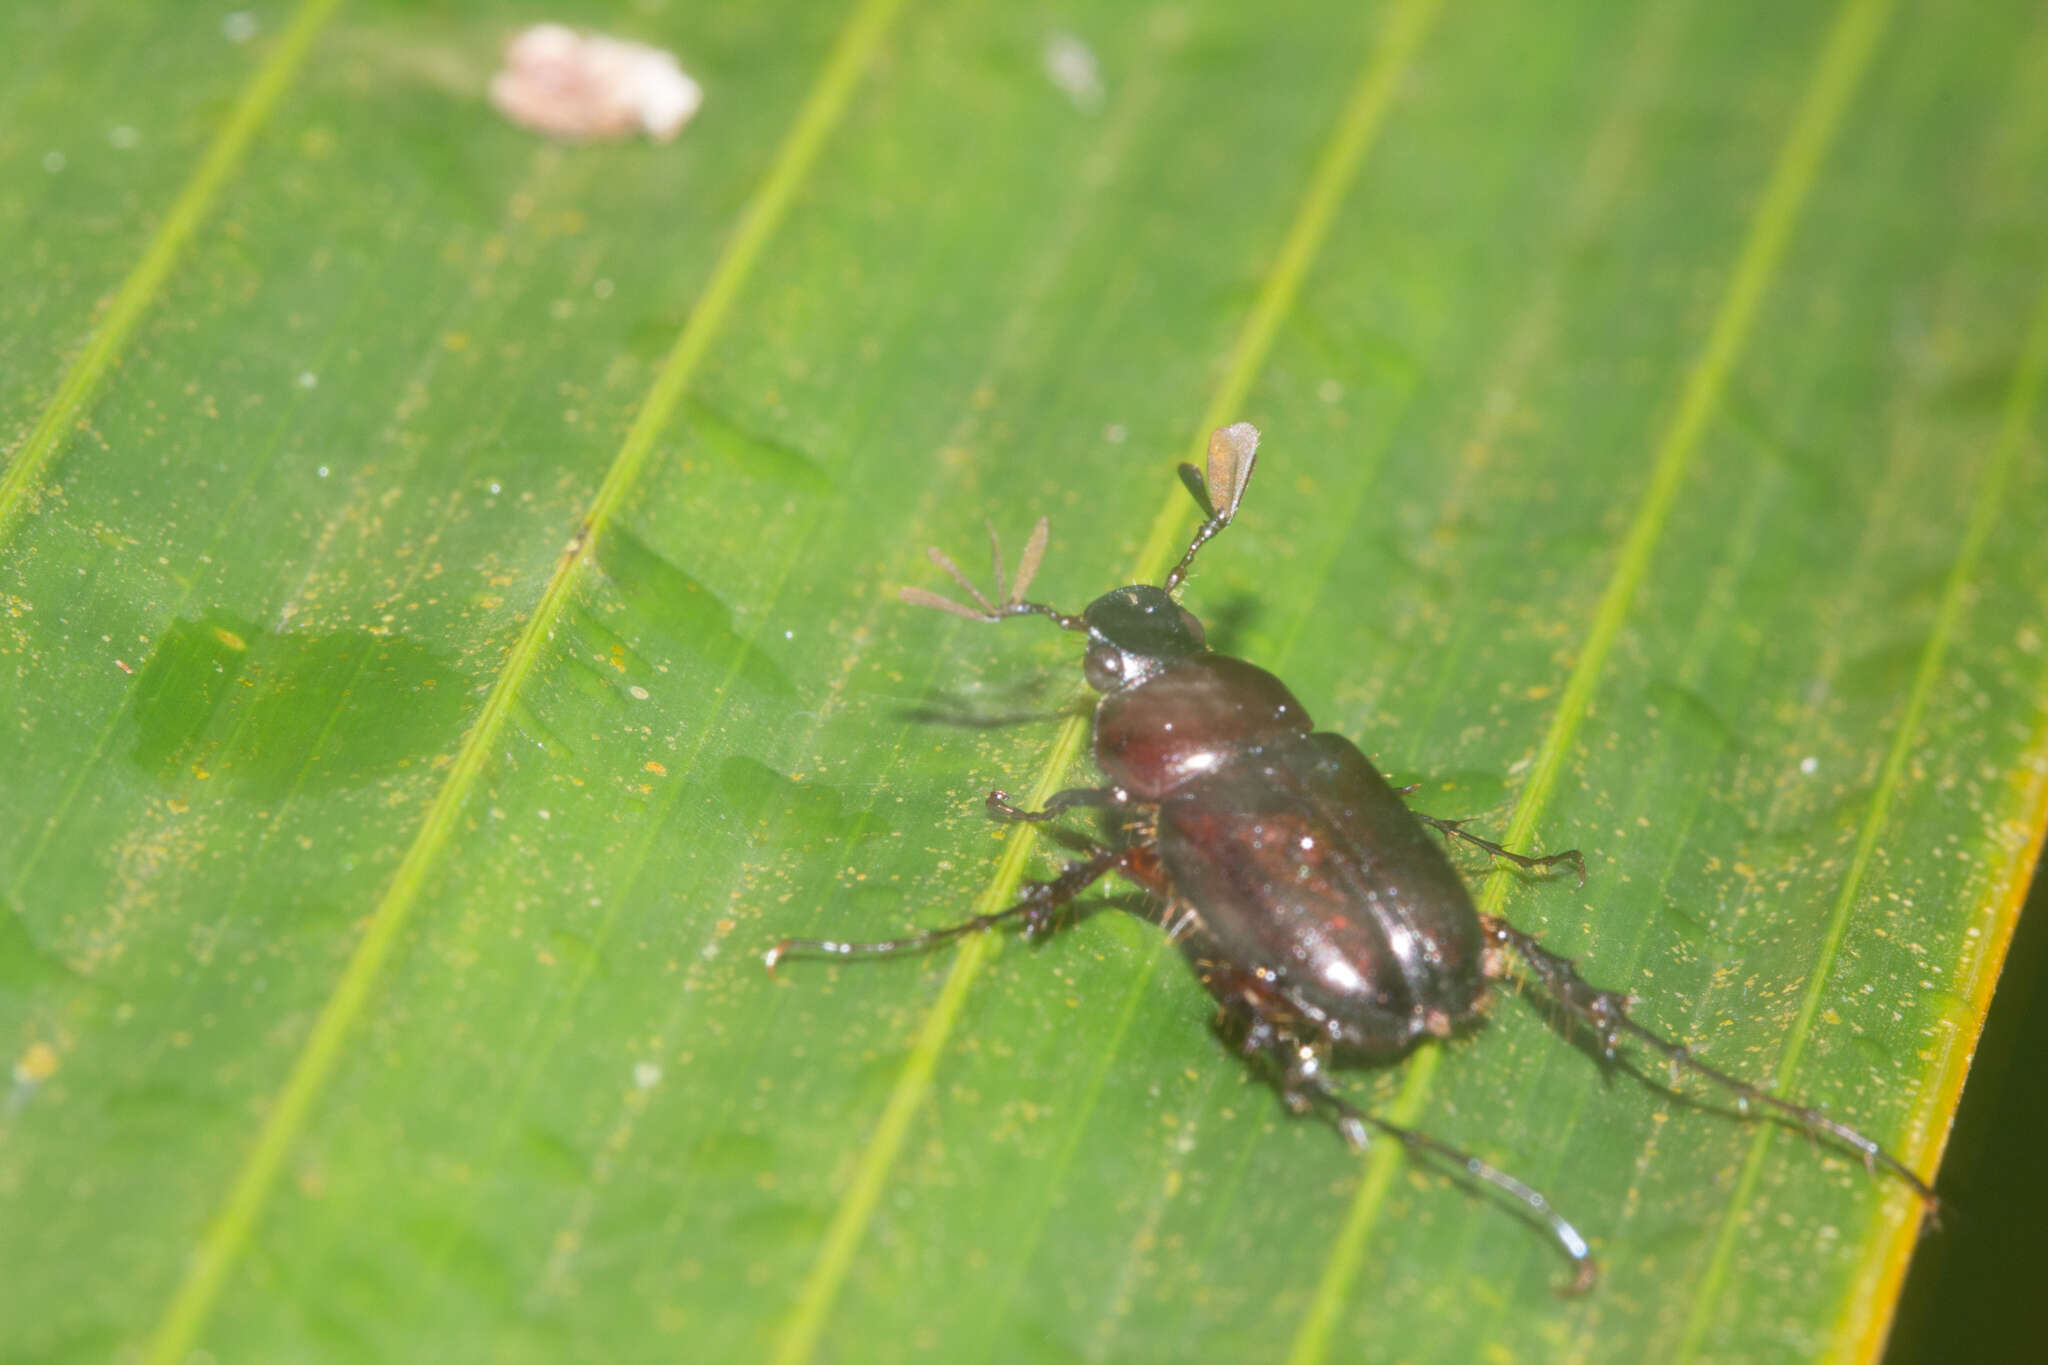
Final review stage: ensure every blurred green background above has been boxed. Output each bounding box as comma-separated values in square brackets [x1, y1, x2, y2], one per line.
[4, 2, 2045, 1362]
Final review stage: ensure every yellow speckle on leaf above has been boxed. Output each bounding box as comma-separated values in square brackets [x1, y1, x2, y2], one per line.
[211, 627, 247, 651]
[645, 761, 667, 776]
[15, 1041, 59, 1084]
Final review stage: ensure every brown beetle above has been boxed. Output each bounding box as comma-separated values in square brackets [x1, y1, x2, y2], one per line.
[769, 423, 1936, 1290]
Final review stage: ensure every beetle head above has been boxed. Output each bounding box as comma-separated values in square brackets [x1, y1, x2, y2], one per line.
[1081, 584, 1206, 691]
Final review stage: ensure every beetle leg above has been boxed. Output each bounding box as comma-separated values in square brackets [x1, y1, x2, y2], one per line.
[985, 785, 1129, 823]
[1288, 1062, 1600, 1296]
[1160, 903, 1204, 946]
[1179, 954, 1599, 1291]
[1190, 959, 1318, 1054]
[1480, 915, 1940, 1211]
[765, 843, 1139, 971]
[1412, 813, 1587, 887]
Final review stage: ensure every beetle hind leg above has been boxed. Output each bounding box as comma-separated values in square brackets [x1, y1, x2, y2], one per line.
[1290, 1061, 1599, 1296]
[1480, 914, 1939, 1210]
[1193, 958, 1597, 1294]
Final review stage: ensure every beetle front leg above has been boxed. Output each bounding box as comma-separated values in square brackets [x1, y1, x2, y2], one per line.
[1480, 914, 1939, 1209]
[766, 842, 1136, 971]
[986, 784, 1129, 823]
[1411, 812, 1586, 886]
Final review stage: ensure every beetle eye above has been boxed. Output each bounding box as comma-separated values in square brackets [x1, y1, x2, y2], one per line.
[1084, 643, 1125, 691]
[1176, 607, 1206, 647]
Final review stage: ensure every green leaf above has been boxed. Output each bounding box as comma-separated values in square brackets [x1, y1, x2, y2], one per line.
[4, 1, 2045, 1362]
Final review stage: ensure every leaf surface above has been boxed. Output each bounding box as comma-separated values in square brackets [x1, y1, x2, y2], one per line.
[4, 2, 2046, 1363]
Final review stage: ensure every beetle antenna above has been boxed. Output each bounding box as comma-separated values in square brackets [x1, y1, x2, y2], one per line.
[1164, 422, 1260, 594]
[899, 515, 1086, 630]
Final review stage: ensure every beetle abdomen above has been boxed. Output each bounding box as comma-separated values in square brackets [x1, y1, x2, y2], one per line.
[1094, 654, 1312, 799]
[1156, 731, 1484, 1057]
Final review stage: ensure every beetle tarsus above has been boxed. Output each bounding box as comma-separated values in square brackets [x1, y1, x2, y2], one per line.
[1480, 914, 1939, 1211]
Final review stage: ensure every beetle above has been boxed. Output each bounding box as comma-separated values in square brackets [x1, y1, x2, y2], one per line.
[767, 422, 1937, 1290]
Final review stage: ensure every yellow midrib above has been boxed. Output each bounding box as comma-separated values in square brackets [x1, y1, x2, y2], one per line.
[1675, 275, 2048, 1363]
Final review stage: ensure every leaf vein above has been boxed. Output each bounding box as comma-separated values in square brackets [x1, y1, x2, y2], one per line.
[0, 0, 344, 542]
[134, 1, 908, 1358]
[1285, 1, 1898, 1358]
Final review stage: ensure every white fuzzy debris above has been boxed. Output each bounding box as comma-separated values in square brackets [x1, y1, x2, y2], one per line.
[490, 25, 703, 143]
[1043, 33, 1105, 113]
